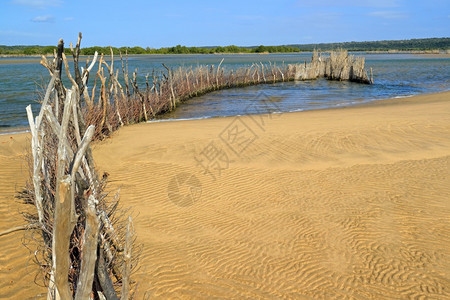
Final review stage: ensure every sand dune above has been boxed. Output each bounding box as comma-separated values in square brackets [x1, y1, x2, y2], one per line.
[1, 92, 449, 299]
[0, 134, 46, 299]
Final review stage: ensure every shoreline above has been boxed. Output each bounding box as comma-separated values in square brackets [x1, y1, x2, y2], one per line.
[2, 89, 448, 136]
[1, 51, 449, 64]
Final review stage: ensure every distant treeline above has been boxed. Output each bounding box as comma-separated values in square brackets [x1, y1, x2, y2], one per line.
[0, 44, 300, 56]
[1, 37, 448, 56]
[287, 38, 450, 51]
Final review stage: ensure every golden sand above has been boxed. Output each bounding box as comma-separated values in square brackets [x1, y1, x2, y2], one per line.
[1, 92, 449, 299]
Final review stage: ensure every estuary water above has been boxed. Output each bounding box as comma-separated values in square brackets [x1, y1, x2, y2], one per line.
[0, 53, 449, 131]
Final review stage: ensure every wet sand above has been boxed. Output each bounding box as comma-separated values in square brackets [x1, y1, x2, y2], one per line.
[1, 91, 449, 298]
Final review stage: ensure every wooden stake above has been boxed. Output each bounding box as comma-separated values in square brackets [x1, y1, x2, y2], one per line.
[120, 216, 133, 300]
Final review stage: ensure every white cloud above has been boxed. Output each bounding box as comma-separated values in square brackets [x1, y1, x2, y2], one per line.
[296, 0, 402, 8]
[64, 17, 74, 21]
[12, 0, 62, 9]
[31, 15, 55, 22]
[360, 0, 402, 8]
[368, 11, 408, 19]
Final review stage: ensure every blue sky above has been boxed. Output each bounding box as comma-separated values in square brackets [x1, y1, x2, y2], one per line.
[0, 0, 449, 47]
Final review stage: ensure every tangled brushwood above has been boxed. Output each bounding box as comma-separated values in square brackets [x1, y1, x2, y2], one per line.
[23, 34, 138, 299]
[35, 34, 372, 141]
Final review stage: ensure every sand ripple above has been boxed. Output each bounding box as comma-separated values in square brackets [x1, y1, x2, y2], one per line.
[91, 92, 450, 299]
[1, 92, 449, 299]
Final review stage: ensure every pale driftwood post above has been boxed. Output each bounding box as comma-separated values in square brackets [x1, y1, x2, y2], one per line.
[70, 32, 83, 90]
[52, 176, 76, 300]
[260, 62, 267, 83]
[370, 67, 374, 84]
[121, 216, 134, 300]
[51, 88, 77, 299]
[216, 58, 224, 88]
[163, 63, 176, 110]
[120, 50, 131, 99]
[131, 68, 148, 121]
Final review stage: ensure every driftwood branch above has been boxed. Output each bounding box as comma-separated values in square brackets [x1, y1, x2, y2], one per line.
[120, 51, 130, 98]
[0, 224, 40, 237]
[62, 53, 78, 90]
[97, 247, 119, 300]
[26, 105, 44, 225]
[120, 216, 134, 300]
[69, 125, 95, 177]
[70, 32, 83, 91]
[74, 194, 100, 300]
[54, 39, 66, 117]
[82, 51, 98, 108]
[162, 63, 176, 109]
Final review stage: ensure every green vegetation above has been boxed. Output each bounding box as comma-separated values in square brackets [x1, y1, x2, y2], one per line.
[287, 38, 450, 51]
[79, 44, 301, 55]
[1, 37, 448, 56]
[0, 44, 300, 56]
[0, 45, 74, 56]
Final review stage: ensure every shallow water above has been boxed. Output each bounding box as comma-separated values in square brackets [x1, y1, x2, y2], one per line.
[158, 54, 450, 120]
[0, 53, 449, 130]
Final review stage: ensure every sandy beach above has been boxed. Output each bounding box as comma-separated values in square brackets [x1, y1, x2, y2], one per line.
[1, 91, 449, 298]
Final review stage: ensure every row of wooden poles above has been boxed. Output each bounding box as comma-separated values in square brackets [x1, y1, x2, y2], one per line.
[38, 36, 372, 140]
[22, 33, 373, 299]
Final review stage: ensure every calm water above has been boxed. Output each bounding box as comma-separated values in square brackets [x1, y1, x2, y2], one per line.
[0, 53, 449, 130]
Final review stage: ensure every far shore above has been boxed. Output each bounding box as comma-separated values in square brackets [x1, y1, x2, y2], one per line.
[1, 50, 449, 64]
